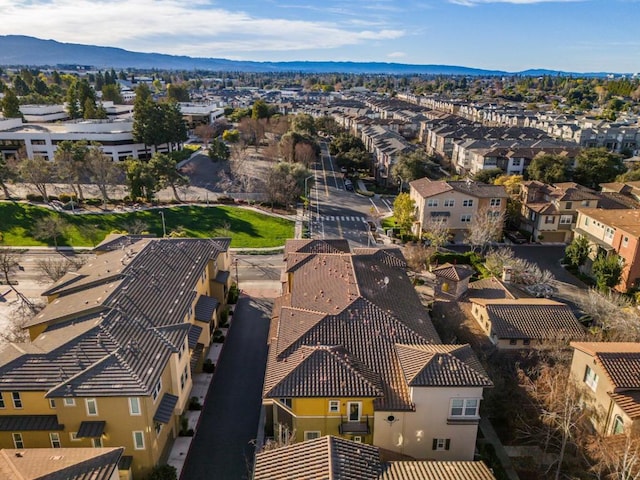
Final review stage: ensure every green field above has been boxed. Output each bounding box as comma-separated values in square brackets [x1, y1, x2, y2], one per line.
[0, 202, 294, 248]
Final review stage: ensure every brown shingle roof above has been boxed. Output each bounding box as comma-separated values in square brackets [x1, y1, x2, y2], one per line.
[577, 208, 640, 237]
[597, 353, 640, 390]
[432, 263, 474, 282]
[609, 391, 640, 419]
[409, 178, 452, 198]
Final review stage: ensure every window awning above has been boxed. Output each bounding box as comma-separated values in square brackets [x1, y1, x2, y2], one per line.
[0, 415, 63, 431]
[153, 393, 179, 424]
[77, 420, 106, 438]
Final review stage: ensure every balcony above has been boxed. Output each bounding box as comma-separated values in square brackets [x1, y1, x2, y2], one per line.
[339, 415, 370, 435]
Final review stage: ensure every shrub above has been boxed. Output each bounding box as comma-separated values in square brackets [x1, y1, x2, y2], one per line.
[217, 196, 235, 204]
[355, 189, 375, 197]
[219, 308, 229, 327]
[212, 329, 225, 343]
[26, 194, 44, 202]
[84, 198, 102, 206]
[146, 464, 178, 480]
[188, 396, 202, 411]
[227, 284, 240, 304]
[58, 193, 77, 203]
[203, 358, 215, 373]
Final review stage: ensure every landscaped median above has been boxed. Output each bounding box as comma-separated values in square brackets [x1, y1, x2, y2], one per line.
[0, 202, 294, 248]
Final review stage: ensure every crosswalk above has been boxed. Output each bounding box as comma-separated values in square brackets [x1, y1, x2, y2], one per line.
[312, 215, 368, 223]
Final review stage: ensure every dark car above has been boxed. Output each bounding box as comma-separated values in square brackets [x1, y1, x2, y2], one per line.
[505, 231, 528, 244]
[344, 179, 354, 191]
[366, 221, 377, 232]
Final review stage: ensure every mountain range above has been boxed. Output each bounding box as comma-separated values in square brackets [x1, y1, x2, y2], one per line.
[0, 35, 615, 77]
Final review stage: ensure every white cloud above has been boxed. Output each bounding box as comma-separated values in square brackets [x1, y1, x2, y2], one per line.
[449, 0, 581, 5]
[387, 51, 407, 58]
[0, 0, 404, 57]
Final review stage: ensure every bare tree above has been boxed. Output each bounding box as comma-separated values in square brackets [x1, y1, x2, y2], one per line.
[36, 257, 73, 282]
[85, 146, 121, 206]
[19, 154, 52, 202]
[294, 142, 316, 167]
[403, 243, 434, 273]
[0, 308, 32, 343]
[578, 288, 640, 341]
[485, 247, 555, 286]
[32, 216, 68, 249]
[422, 217, 450, 252]
[121, 219, 149, 235]
[0, 248, 37, 313]
[465, 207, 505, 252]
[587, 432, 640, 480]
[519, 361, 598, 480]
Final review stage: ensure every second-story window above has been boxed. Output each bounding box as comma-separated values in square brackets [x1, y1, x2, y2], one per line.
[584, 365, 599, 391]
[443, 199, 455, 207]
[129, 397, 141, 416]
[490, 198, 501, 207]
[11, 392, 22, 409]
[86, 398, 98, 416]
[427, 199, 439, 207]
[449, 398, 479, 418]
[328, 400, 340, 413]
[461, 214, 472, 223]
[463, 199, 473, 207]
[152, 379, 162, 402]
[605, 228, 614, 241]
[560, 215, 573, 225]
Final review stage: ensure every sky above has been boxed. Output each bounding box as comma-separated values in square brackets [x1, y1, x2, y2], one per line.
[0, 0, 638, 73]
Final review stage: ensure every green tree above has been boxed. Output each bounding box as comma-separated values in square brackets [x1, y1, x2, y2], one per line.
[391, 150, 439, 184]
[1, 89, 22, 118]
[167, 84, 190, 102]
[565, 235, 590, 269]
[573, 148, 625, 189]
[132, 84, 154, 157]
[393, 193, 416, 234]
[291, 114, 316, 136]
[592, 254, 624, 291]
[148, 153, 188, 202]
[65, 82, 80, 119]
[251, 99, 270, 119]
[526, 154, 572, 184]
[0, 155, 17, 199]
[474, 168, 504, 184]
[125, 158, 155, 201]
[101, 84, 123, 103]
[617, 165, 640, 182]
[12, 75, 29, 96]
[265, 162, 312, 208]
[83, 97, 97, 119]
[208, 138, 230, 161]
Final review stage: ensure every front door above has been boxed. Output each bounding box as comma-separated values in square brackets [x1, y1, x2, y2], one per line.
[347, 402, 361, 422]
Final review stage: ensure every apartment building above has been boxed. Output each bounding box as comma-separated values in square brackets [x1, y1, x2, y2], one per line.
[263, 239, 492, 461]
[409, 178, 508, 240]
[574, 208, 640, 291]
[0, 236, 232, 479]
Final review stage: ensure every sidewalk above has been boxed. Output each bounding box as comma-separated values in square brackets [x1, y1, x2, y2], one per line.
[166, 339, 225, 476]
[479, 417, 520, 480]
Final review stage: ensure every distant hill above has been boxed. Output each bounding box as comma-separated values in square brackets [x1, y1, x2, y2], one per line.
[0, 35, 616, 76]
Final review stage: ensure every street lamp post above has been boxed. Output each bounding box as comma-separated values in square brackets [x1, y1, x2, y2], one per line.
[159, 210, 167, 237]
[304, 175, 314, 238]
[397, 176, 404, 194]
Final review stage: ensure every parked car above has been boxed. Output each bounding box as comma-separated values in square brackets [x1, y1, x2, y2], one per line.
[344, 179, 354, 191]
[366, 221, 377, 231]
[505, 231, 528, 244]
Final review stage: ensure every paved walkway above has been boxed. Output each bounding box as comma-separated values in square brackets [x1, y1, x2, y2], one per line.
[179, 294, 272, 480]
[480, 417, 520, 480]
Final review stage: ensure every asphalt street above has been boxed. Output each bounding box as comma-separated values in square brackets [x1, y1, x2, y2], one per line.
[180, 295, 272, 480]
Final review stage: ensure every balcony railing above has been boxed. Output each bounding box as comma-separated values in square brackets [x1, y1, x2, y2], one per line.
[339, 415, 370, 434]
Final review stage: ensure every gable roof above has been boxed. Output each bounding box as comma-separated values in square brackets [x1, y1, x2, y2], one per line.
[379, 461, 497, 480]
[0, 447, 123, 480]
[471, 299, 584, 340]
[254, 436, 381, 480]
[432, 263, 474, 282]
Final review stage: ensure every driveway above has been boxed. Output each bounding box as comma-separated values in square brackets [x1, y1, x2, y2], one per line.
[180, 294, 272, 480]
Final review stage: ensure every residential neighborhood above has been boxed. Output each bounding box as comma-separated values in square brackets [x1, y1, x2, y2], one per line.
[1, 56, 640, 480]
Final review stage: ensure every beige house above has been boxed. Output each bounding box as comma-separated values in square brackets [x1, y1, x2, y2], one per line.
[520, 181, 600, 243]
[469, 298, 584, 349]
[264, 239, 492, 461]
[432, 263, 474, 298]
[409, 178, 508, 240]
[570, 343, 640, 436]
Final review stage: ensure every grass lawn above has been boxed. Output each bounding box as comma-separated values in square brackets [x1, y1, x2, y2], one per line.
[0, 202, 294, 248]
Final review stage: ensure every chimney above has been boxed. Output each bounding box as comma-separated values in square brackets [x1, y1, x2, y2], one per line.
[502, 265, 513, 283]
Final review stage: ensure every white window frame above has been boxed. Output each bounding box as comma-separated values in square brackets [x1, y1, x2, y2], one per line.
[434, 438, 449, 451]
[129, 397, 141, 416]
[155, 422, 163, 436]
[70, 432, 80, 442]
[11, 392, 22, 409]
[444, 199, 455, 207]
[460, 214, 472, 223]
[584, 365, 599, 392]
[449, 398, 479, 418]
[50, 432, 61, 448]
[85, 398, 98, 416]
[63, 398, 76, 407]
[463, 199, 474, 207]
[49, 399, 56, 409]
[613, 415, 625, 435]
[304, 431, 321, 441]
[133, 431, 145, 450]
[490, 198, 501, 207]
[353, 436, 363, 442]
[511, 158, 522, 167]
[427, 199, 439, 207]
[605, 228, 614, 241]
[12, 433, 24, 449]
[545, 216, 555, 224]
[328, 400, 340, 413]
[92, 437, 103, 448]
[560, 215, 573, 225]
[347, 401, 362, 422]
[180, 366, 189, 391]
[152, 379, 162, 403]
[623, 236, 629, 248]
